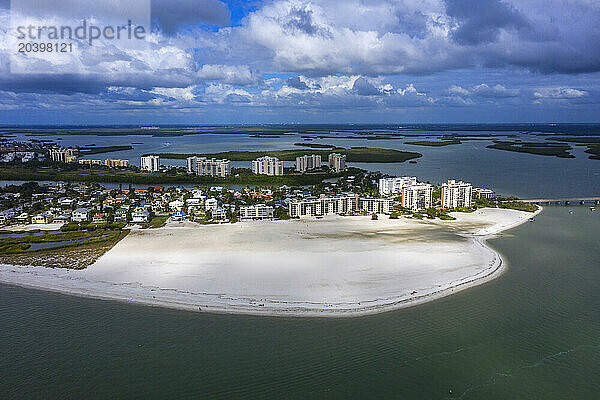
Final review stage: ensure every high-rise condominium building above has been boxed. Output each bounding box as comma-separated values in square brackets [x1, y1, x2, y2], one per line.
[187, 156, 231, 177]
[252, 156, 284, 175]
[441, 180, 473, 208]
[402, 183, 433, 211]
[140, 155, 160, 172]
[50, 148, 78, 163]
[296, 154, 322, 173]
[378, 176, 418, 196]
[328, 153, 346, 172]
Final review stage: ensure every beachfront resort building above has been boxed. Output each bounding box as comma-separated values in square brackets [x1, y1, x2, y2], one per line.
[296, 154, 322, 173]
[402, 184, 433, 211]
[288, 195, 392, 218]
[50, 148, 78, 163]
[140, 155, 160, 172]
[239, 204, 274, 220]
[252, 156, 284, 176]
[379, 176, 418, 196]
[328, 153, 346, 172]
[358, 198, 393, 214]
[441, 180, 473, 209]
[187, 156, 231, 177]
[289, 195, 356, 218]
[474, 188, 494, 199]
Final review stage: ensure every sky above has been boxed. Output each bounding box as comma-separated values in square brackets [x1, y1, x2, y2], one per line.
[0, 0, 599, 125]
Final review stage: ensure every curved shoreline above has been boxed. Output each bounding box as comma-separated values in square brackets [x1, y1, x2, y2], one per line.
[0, 207, 542, 318]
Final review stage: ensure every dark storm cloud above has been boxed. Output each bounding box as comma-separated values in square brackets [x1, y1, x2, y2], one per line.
[152, 0, 231, 33]
[445, 0, 530, 45]
[0, 72, 192, 95]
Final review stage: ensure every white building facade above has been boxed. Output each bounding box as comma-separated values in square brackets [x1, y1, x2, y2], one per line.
[252, 156, 284, 176]
[187, 157, 231, 177]
[474, 188, 494, 199]
[140, 155, 160, 172]
[441, 180, 473, 208]
[402, 184, 433, 211]
[239, 204, 274, 220]
[358, 198, 393, 214]
[288, 195, 356, 218]
[296, 154, 322, 172]
[378, 176, 418, 196]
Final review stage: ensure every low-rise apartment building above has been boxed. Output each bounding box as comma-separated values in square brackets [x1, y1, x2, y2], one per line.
[239, 204, 274, 220]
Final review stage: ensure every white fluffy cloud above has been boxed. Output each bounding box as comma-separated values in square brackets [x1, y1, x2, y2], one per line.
[533, 87, 587, 99]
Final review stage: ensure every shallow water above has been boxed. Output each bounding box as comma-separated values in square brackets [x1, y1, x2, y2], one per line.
[1, 206, 599, 399]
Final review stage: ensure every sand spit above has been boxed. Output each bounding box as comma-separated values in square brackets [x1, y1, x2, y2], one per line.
[0, 207, 541, 317]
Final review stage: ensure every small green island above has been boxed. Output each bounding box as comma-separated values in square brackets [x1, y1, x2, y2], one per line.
[486, 141, 575, 158]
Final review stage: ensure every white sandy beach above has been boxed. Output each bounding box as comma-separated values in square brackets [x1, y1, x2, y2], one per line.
[0, 207, 541, 317]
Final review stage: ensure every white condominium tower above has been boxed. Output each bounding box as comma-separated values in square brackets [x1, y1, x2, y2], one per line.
[296, 154, 322, 172]
[379, 176, 417, 196]
[187, 156, 231, 177]
[441, 180, 473, 208]
[328, 153, 346, 172]
[50, 148, 78, 163]
[140, 155, 160, 172]
[252, 156, 284, 175]
[402, 183, 433, 211]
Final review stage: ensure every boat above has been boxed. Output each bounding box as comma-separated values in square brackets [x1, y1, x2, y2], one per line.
[569, 210, 574, 214]
[591, 207, 596, 211]
[529, 217, 535, 222]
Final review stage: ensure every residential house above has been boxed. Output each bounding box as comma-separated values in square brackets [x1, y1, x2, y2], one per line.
[211, 207, 227, 221]
[92, 213, 107, 224]
[132, 209, 150, 223]
[72, 208, 91, 222]
[31, 213, 54, 224]
[205, 198, 218, 210]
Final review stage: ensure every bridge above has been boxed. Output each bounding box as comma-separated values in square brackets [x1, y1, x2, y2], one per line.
[518, 197, 600, 205]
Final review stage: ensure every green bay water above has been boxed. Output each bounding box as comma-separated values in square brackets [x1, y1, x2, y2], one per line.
[1, 206, 599, 399]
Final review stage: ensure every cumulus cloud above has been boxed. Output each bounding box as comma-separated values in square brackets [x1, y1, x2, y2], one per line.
[533, 87, 587, 99]
[196, 64, 258, 85]
[448, 83, 519, 98]
[0, 0, 599, 121]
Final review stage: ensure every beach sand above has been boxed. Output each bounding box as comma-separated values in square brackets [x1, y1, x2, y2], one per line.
[0, 207, 541, 317]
